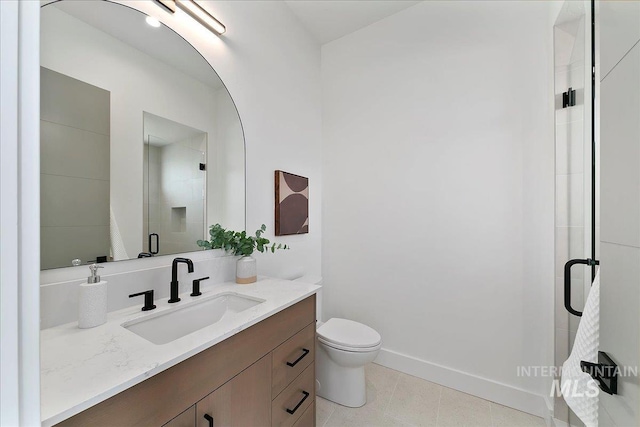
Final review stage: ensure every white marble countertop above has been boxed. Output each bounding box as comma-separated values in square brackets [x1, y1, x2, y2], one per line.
[40, 278, 320, 426]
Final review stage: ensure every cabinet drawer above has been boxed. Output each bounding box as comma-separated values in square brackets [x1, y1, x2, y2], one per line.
[163, 406, 195, 427]
[272, 363, 315, 427]
[292, 401, 314, 427]
[272, 323, 315, 398]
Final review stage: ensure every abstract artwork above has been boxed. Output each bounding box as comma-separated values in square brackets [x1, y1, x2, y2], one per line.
[275, 170, 309, 235]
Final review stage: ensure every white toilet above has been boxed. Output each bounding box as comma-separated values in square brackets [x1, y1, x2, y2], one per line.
[316, 318, 382, 407]
[292, 275, 382, 408]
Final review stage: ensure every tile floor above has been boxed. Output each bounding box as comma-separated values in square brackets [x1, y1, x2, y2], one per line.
[316, 363, 547, 427]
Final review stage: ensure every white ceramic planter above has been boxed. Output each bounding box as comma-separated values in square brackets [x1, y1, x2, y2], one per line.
[236, 255, 257, 284]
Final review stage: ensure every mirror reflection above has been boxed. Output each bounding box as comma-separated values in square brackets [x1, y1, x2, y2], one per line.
[40, 0, 245, 270]
[143, 112, 206, 257]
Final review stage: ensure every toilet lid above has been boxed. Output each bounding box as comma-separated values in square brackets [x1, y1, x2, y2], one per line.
[317, 318, 381, 349]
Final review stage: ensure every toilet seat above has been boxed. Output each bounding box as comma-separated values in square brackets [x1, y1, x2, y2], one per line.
[317, 318, 381, 352]
[317, 336, 382, 353]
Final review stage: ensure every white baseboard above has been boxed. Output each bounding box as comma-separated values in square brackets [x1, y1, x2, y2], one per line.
[375, 348, 551, 420]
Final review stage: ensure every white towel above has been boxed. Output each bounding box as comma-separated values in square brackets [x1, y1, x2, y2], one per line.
[561, 269, 600, 427]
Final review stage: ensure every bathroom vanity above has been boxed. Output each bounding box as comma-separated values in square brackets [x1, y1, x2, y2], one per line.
[41, 279, 319, 427]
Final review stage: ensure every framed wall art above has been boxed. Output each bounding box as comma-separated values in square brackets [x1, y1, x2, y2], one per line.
[275, 170, 309, 235]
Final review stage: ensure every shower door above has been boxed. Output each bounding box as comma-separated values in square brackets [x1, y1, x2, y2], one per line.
[554, 1, 596, 426]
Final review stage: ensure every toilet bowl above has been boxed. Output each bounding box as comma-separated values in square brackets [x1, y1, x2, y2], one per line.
[315, 318, 382, 408]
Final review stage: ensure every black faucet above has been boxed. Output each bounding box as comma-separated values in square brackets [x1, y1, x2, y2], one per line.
[169, 257, 194, 303]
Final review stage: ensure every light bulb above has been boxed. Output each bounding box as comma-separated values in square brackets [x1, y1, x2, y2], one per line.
[145, 16, 161, 28]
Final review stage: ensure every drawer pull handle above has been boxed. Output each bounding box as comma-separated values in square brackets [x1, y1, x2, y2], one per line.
[204, 413, 214, 427]
[286, 390, 310, 415]
[286, 348, 310, 367]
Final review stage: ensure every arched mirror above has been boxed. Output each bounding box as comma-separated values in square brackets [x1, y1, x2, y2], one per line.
[40, 0, 245, 270]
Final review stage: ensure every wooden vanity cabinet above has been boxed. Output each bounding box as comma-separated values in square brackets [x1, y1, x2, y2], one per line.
[292, 403, 315, 427]
[56, 295, 316, 427]
[164, 407, 196, 427]
[195, 354, 271, 426]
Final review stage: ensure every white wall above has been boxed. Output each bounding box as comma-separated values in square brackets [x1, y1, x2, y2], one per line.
[40, 1, 322, 308]
[214, 88, 246, 231]
[201, 0, 322, 279]
[1, 1, 41, 423]
[321, 0, 554, 415]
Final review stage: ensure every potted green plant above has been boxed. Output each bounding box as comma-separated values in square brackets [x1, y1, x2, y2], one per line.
[197, 224, 288, 284]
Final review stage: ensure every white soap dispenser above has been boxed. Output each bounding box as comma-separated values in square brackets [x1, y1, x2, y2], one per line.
[78, 264, 107, 329]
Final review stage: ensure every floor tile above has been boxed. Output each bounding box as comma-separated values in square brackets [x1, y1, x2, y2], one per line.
[490, 403, 546, 427]
[317, 363, 544, 427]
[318, 363, 401, 425]
[325, 404, 414, 427]
[317, 397, 337, 427]
[386, 373, 441, 426]
[366, 363, 402, 412]
[436, 387, 492, 427]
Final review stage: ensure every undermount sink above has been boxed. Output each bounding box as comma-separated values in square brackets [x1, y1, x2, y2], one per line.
[122, 292, 265, 345]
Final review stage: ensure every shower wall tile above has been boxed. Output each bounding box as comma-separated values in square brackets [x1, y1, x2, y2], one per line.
[600, 43, 640, 248]
[568, 281, 584, 333]
[40, 68, 110, 136]
[40, 121, 110, 181]
[41, 226, 110, 269]
[555, 277, 582, 333]
[597, 404, 616, 427]
[555, 327, 570, 370]
[556, 104, 584, 126]
[186, 198, 204, 225]
[154, 136, 206, 257]
[599, 0, 640, 78]
[556, 174, 584, 227]
[555, 276, 570, 331]
[555, 227, 585, 278]
[555, 65, 585, 92]
[599, 242, 640, 426]
[41, 174, 109, 227]
[555, 120, 584, 174]
[555, 396, 569, 422]
[143, 202, 148, 240]
[40, 69, 111, 270]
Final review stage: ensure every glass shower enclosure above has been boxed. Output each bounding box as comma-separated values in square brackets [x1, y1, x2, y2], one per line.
[553, 1, 598, 426]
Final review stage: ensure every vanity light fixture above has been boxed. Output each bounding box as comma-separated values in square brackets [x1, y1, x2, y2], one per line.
[175, 0, 226, 35]
[153, 0, 176, 14]
[152, 0, 226, 35]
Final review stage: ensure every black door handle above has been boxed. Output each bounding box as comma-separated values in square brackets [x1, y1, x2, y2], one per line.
[286, 391, 309, 415]
[286, 348, 310, 367]
[203, 413, 214, 427]
[564, 258, 599, 317]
